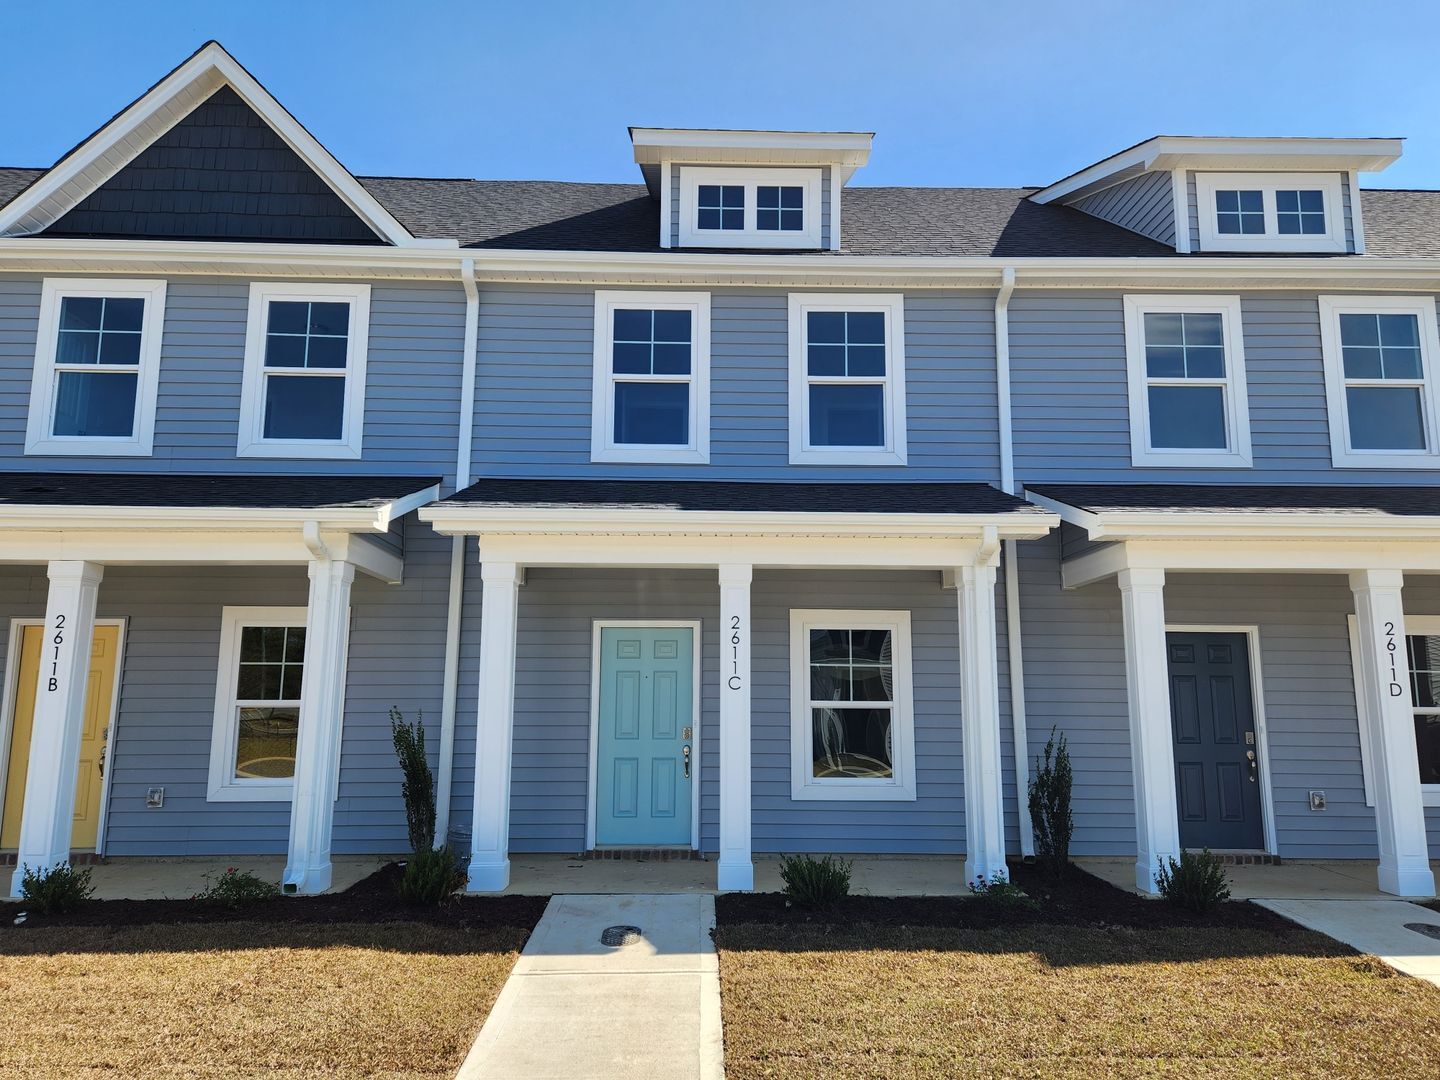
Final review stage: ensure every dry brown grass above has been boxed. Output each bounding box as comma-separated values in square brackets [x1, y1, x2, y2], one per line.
[0, 920, 527, 1079]
[716, 922, 1440, 1079]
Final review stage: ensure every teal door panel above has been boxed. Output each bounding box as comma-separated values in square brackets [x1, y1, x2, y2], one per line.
[596, 626, 694, 846]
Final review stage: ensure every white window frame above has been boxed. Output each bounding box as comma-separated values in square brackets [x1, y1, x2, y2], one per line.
[1195, 172, 1347, 253]
[590, 290, 711, 464]
[25, 277, 167, 456]
[678, 166, 823, 249]
[789, 609, 916, 802]
[1348, 613, 1440, 809]
[1319, 295, 1440, 469]
[788, 292, 908, 466]
[207, 606, 309, 803]
[1123, 294, 1252, 468]
[238, 281, 370, 459]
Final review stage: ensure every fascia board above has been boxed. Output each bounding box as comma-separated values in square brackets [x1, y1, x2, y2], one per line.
[1081, 511, 1440, 542]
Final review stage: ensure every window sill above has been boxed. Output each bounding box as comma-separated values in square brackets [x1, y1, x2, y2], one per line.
[791, 781, 917, 802]
[1330, 451, 1440, 470]
[25, 438, 153, 457]
[206, 783, 294, 804]
[238, 439, 363, 460]
[789, 447, 908, 467]
[1199, 236, 1348, 254]
[1423, 787, 1439, 809]
[591, 446, 710, 465]
[1130, 449, 1253, 469]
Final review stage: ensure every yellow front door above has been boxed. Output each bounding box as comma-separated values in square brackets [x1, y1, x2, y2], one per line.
[1, 624, 119, 851]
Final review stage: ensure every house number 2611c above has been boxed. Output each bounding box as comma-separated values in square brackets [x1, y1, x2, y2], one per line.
[728, 615, 744, 690]
[47, 613, 66, 693]
[1383, 620, 1404, 698]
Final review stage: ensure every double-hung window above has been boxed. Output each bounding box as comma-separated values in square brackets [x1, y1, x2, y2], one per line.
[26, 278, 166, 456]
[1123, 295, 1252, 467]
[591, 290, 710, 463]
[788, 293, 907, 465]
[239, 282, 370, 458]
[789, 610, 915, 801]
[207, 607, 308, 802]
[1319, 296, 1440, 468]
[1348, 614, 1440, 809]
[1195, 173, 1346, 253]
[678, 167, 822, 248]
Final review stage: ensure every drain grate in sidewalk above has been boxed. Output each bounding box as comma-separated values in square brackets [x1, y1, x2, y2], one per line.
[601, 924, 643, 946]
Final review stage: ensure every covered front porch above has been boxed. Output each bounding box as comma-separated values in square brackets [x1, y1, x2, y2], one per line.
[0, 472, 438, 897]
[421, 478, 1059, 893]
[1029, 483, 1440, 899]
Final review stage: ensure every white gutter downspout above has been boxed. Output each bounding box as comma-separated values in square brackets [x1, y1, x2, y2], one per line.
[435, 257, 478, 846]
[995, 267, 1037, 858]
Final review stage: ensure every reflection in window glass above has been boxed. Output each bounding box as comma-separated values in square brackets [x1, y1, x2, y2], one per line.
[1339, 312, 1427, 451]
[610, 308, 694, 446]
[808, 628, 893, 780]
[1141, 310, 1230, 451]
[1215, 189, 1264, 234]
[261, 300, 350, 441]
[50, 295, 145, 438]
[805, 310, 888, 448]
[1276, 189, 1325, 235]
[232, 625, 305, 781]
[1406, 635, 1440, 785]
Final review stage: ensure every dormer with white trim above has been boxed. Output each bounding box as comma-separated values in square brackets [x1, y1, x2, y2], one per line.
[630, 128, 872, 252]
[1030, 136, 1403, 254]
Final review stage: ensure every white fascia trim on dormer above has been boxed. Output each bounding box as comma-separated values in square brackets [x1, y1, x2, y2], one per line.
[1032, 135, 1402, 205]
[1170, 170, 1191, 254]
[0, 41, 421, 246]
[1195, 172, 1347, 253]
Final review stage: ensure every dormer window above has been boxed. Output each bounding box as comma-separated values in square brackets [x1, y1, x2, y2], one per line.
[678, 167, 822, 249]
[1196, 173, 1346, 253]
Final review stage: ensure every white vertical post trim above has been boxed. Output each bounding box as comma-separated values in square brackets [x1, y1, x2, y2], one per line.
[717, 563, 753, 891]
[1350, 569, 1435, 897]
[283, 557, 355, 895]
[1348, 170, 1367, 254]
[659, 160, 673, 249]
[828, 164, 842, 252]
[1118, 566, 1180, 894]
[959, 559, 1008, 883]
[469, 559, 521, 892]
[1170, 169, 1191, 253]
[10, 561, 103, 897]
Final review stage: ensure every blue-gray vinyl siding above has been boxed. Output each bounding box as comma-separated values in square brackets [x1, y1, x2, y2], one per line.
[1018, 531, 1439, 859]
[0, 276, 465, 484]
[668, 166, 833, 248]
[472, 286, 1000, 482]
[1010, 289, 1440, 485]
[1185, 170, 1357, 253]
[0, 514, 450, 856]
[1072, 171, 1176, 247]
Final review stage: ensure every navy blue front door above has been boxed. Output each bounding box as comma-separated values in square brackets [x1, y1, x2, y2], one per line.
[1167, 632, 1265, 850]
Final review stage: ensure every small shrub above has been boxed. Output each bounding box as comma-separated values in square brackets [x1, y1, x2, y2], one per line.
[778, 853, 852, 909]
[390, 707, 436, 854]
[1028, 726, 1074, 878]
[194, 867, 280, 909]
[1156, 849, 1232, 912]
[396, 845, 468, 905]
[969, 871, 1040, 910]
[19, 862, 94, 914]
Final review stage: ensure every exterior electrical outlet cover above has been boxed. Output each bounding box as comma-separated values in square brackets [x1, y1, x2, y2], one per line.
[145, 787, 165, 808]
[1309, 790, 1327, 811]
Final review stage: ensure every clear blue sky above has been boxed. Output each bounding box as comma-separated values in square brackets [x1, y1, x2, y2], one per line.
[4, 0, 1439, 190]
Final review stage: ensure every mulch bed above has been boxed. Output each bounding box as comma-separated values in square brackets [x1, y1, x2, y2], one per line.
[3, 861, 547, 930]
[716, 859, 1296, 932]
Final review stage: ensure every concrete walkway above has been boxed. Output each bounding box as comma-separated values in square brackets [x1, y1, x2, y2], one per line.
[1256, 898, 1440, 988]
[456, 894, 723, 1080]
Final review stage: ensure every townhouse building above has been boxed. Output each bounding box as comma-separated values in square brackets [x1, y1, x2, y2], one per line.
[0, 42, 1434, 900]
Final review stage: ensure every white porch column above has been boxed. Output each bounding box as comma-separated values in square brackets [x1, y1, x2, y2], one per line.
[958, 561, 1008, 883]
[468, 560, 520, 893]
[10, 561, 103, 897]
[717, 563, 754, 891]
[283, 557, 356, 895]
[1350, 569, 1436, 897]
[1118, 567, 1181, 894]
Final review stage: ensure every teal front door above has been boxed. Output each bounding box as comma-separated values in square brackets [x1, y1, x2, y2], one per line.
[595, 626, 694, 847]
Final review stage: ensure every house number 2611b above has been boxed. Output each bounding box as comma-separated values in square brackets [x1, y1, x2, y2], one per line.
[728, 615, 744, 690]
[47, 613, 66, 693]
[1383, 620, 1404, 698]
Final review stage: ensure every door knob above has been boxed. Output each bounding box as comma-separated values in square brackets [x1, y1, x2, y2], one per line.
[682, 744, 691, 780]
[1246, 749, 1257, 782]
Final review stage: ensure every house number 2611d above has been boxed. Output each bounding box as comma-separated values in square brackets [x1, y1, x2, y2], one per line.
[728, 615, 744, 690]
[47, 613, 66, 693]
[1383, 620, 1404, 698]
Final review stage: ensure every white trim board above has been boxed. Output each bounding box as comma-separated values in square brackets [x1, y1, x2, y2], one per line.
[1164, 623, 1278, 854]
[585, 620, 703, 851]
[677, 166, 824, 250]
[1194, 172, 1347, 254]
[0, 617, 127, 856]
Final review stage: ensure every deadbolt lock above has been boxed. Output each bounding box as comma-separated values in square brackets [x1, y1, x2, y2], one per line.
[1245, 731, 1255, 746]
[682, 726, 693, 740]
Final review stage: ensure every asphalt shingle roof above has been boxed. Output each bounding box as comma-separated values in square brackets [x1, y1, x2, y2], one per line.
[0, 472, 439, 510]
[1029, 483, 1440, 516]
[441, 477, 1045, 516]
[4, 164, 1440, 257]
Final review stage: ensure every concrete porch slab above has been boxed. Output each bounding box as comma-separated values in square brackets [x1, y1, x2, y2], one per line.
[1076, 856, 1440, 901]
[1257, 898, 1440, 988]
[496, 853, 972, 896]
[44, 855, 390, 900]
